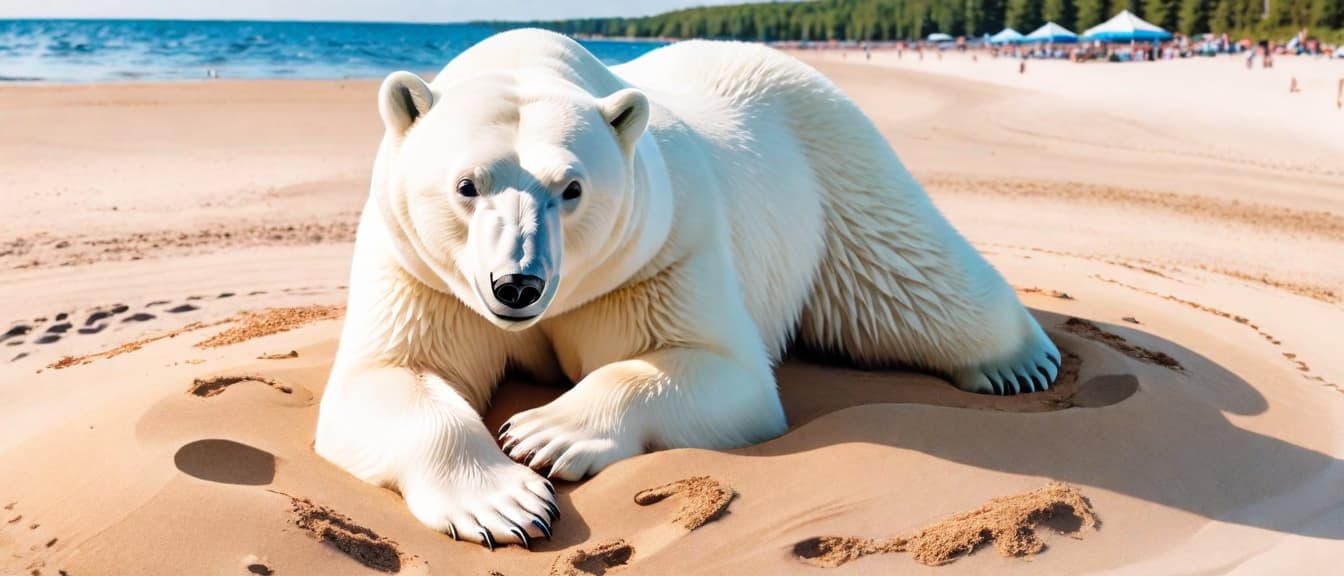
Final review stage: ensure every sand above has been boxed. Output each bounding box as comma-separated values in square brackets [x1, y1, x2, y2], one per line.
[793, 482, 1099, 567]
[2, 53, 1343, 575]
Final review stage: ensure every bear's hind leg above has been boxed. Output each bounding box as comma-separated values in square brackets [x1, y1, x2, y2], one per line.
[796, 182, 1061, 394]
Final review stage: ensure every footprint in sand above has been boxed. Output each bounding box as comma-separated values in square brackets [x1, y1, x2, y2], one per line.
[2, 324, 32, 342]
[168, 304, 198, 314]
[188, 375, 311, 404]
[284, 494, 408, 574]
[35, 334, 61, 344]
[633, 476, 735, 531]
[146, 300, 171, 307]
[121, 312, 155, 323]
[1, 501, 70, 576]
[793, 482, 1099, 568]
[549, 539, 634, 576]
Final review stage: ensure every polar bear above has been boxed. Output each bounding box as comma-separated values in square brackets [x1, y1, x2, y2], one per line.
[315, 29, 1060, 548]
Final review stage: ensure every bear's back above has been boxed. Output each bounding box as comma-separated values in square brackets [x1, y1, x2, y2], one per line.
[613, 39, 835, 109]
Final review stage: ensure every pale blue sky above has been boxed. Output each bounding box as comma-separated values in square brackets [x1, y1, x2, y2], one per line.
[0, 1, 762, 22]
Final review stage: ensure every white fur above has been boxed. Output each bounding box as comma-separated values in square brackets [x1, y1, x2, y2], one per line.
[315, 29, 1061, 547]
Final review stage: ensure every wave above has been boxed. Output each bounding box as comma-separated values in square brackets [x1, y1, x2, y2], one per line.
[0, 19, 667, 83]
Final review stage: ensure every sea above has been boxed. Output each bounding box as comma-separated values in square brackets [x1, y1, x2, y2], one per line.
[0, 19, 668, 83]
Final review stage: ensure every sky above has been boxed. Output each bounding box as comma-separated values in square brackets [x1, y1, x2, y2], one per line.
[0, 1, 768, 23]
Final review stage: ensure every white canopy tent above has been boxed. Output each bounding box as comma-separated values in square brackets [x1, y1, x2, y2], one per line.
[989, 28, 1024, 44]
[1023, 22, 1078, 43]
[1082, 10, 1172, 42]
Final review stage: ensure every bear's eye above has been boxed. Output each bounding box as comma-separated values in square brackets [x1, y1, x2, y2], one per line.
[562, 181, 582, 201]
[456, 179, 478, 198]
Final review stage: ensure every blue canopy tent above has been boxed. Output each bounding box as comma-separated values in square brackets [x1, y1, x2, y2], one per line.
[1082, 10, 1172, 42]
[989, 28, 1024, 44]
[1023, 22, 1078, 44]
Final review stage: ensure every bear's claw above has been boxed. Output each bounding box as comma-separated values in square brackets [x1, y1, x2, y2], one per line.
[401, 457, 557, 550]
[953, 330, 1060, 396]
[500, 403, 644, 481]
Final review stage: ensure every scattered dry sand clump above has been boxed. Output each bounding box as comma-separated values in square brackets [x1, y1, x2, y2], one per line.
[195, 305, 343, 349]
[549, 539, 634, 576]
[288, 496, 403, 574]
[633, 475, 735, 530]
[1017, 287, 1074, 300]
[47, 318, 233, 370]
[188, 375, 291, 397]
[794, 482, 1098, 568]
[1063, 317, 1183, 371]
[257, 350, 299, 360]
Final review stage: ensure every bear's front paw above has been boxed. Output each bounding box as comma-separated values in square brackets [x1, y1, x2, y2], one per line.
[498, 399, 644, 481]
[401, 456, 559, 550]
[951, 328, 1061, 395]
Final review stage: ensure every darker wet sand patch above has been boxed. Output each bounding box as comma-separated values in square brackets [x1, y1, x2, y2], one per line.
[286, 496, 403, 574]
[794, 482, 1098, 568]
[194, 305, 343, 349]
[549, 539, 634, 576]
[633, 476, 735, 531]
[175, 439, 275, 485]
[1063, 318, 1183, 371]
[188, 375, 292, 398]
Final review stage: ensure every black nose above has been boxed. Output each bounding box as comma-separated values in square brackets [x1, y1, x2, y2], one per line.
[491, 274, 545, 309]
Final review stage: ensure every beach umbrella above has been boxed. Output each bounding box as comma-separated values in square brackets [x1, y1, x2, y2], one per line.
[989, 28, 1024, 44]
[1082, 10, 1172, 42]
[1022, 22, 1078, 44]
[926, 33, 954, 43]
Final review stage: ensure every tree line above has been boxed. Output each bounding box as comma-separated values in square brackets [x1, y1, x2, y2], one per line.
[488, 0, 1344, 42]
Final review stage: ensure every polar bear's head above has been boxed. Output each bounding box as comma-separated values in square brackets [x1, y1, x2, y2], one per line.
[372, 66, 650, 331]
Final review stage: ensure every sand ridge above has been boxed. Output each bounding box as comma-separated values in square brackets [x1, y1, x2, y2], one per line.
[284, 494, 406, 574]
[194, 305, 344, 349]
[1062, 317, 1184, 371]
[793, 482, 1099, 568]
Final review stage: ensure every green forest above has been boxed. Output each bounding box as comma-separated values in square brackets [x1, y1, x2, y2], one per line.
[491, 0, 1343, 43]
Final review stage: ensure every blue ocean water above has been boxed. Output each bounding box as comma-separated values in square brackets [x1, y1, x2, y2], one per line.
[0, 19, 668, 82]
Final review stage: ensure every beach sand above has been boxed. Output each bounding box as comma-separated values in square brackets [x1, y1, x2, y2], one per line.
[2, 54, 1342, 575]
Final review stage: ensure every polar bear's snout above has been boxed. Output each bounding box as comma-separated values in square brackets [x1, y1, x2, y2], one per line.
[466, 188, 563, 327]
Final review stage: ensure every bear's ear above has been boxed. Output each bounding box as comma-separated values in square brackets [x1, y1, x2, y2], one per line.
[378, 71, 434, 136]
[597, 88, 649, 156]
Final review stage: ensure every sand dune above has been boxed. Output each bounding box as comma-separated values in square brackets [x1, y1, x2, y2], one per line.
[3, 55, 1342, 575]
